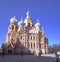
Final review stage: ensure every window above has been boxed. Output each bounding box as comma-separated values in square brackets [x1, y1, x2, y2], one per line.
[11, 25, 14, 30]
[20, 35, 22, 40]
[34, 43, 35, 48]
[31, 36, 32, 40]
[33, 36, 35, 40]
[28, 23, 30, 27]
[28, 35, 33, 40]
[31, 43, 32, 48]
[28, 36, 29, 39]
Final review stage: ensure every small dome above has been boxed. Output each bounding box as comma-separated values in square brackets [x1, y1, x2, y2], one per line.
[35, 22, 40, 27]
[10, 16, 17, 23]
[18, 18, 25, 26]
[35, 18, 40, 27]
[18, 21, 23, 26]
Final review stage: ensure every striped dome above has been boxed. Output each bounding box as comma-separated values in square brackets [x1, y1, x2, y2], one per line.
[10, 16, 17, 23]
[18, 20, 25, 26]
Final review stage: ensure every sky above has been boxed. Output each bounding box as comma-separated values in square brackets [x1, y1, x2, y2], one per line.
[0, 0, 60, 47]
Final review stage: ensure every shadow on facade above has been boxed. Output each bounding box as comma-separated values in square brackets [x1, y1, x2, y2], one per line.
[1, 42, 33, 56]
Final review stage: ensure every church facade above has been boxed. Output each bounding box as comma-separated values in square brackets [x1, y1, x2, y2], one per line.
[5, 11, 48, 56]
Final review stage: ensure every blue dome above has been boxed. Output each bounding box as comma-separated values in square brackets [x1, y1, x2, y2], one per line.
[18, 21, 26, 26]
[18, 21, 23, 26]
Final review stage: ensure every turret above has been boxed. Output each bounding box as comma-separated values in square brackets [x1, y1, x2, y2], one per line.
[35, 18, 40, 33]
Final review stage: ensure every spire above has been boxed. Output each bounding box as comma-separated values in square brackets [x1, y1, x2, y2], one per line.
[26, 10, 30, 18]
[37, 18, 39, 23]
[41, 26, 44, 32]
[35, 18, 40, 27]
[20, 17, 23, 21]
[13, 16, 16, 18]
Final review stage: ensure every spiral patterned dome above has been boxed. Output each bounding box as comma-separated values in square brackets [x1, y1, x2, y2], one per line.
[18, 18, 25, 26]
[10, 16, 17, 23]
[18, 21, 23, 26]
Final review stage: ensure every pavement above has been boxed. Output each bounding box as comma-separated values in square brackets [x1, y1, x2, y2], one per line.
[0, 54, 60, 62]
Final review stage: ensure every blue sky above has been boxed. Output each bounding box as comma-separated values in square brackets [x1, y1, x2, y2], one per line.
[0, 0, 60, 47]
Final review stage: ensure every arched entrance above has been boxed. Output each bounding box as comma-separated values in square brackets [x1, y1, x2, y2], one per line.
[8, 49, 12, 54]
[7, 44, 13, 54]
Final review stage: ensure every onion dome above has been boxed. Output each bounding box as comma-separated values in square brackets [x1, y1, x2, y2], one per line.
[35, 18, 40, 27]
[35, 23, 40, 27]
[10, 16, 17, 23]
[18, 17, 25, 26]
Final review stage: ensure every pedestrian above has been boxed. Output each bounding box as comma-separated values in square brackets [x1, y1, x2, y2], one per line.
[55, 52, 59, 62]
[2, 48, 5, 56]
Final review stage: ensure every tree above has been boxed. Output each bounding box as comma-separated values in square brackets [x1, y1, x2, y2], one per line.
[1, 43, 6, 56]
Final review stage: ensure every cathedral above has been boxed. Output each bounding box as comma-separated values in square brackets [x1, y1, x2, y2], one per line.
[5, 11, 48, 56]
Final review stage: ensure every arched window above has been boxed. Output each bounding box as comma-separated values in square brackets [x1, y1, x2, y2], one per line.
[28, 36, 29, 39]
[36, 43, 38, 48]
[33, 36, 35, 40]
[31, 43, 32, 48]
[31, 36, 32, 40]
[34, 43, 35, 48]
[28, 23, 30, 27]
[11, 25, 14, 30]
[21, 35, 22, 40]
[24, 42, 26, 46]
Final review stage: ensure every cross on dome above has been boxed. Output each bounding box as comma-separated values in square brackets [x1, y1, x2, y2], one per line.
[41, 26, 44, 32]
[10, 16, 17, 23]
[35, 18, 40, 27]
[26, 10, 30, 18]
[37, 18, 39, 23]
[13, 16, 16, 18]
[20, 17, 23, 21]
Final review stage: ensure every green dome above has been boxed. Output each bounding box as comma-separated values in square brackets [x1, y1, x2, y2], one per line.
[35, 23, 40, 27]
[18, 21, 23, 25]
